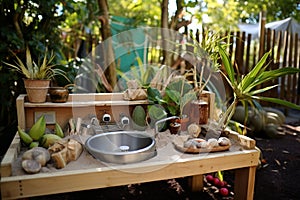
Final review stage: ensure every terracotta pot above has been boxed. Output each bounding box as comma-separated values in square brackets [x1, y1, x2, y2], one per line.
[23, 79, 50, 103]
[48, 87, 69, 103]
[169, 122, 181, 135]
[168, 116, 190, 134]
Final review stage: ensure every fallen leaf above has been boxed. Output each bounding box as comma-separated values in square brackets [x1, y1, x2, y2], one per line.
[274, 159, 281, 166]
[262, 164, 269, 168]
[285, 131, 297, 136]
[283, 124, 300, 132]
[282, 150, 290, 154]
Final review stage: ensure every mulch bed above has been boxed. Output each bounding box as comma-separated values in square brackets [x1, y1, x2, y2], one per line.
[254, 126, 300, 200]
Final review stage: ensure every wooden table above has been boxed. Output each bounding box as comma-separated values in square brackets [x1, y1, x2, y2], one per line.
[1, 131, 260, 200]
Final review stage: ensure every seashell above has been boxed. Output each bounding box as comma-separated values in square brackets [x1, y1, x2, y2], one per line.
[184, 139, 198, 149]
[199, 141, 209, 148]
[22, 147, 50, 167]
[207, 138, 219, 147]
[22, 159, 41, 174]
[218, 137, 231, 146]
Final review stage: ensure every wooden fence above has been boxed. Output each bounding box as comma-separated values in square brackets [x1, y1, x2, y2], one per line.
[194, 28, 300, 107]
[73, 27, 300, 107]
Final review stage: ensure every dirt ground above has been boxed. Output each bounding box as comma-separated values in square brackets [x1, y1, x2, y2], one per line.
[252, 109, 300, 200]
[1, 110, 299, 200]
[23, 110, 299, 200]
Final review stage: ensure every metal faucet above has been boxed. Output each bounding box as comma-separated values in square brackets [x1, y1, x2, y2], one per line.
[154, 116, 180, 137]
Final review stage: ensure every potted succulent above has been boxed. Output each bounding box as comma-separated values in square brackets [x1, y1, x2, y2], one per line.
[4, 46, 67, 103]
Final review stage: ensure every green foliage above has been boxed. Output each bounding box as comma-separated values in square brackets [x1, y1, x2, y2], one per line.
[237, 0, 300, 23]
[117, 57, 159, 90]
[132, 105, 147, 131]
[198, 0, 240, 31]
[60, 0, 102, 59]
[192, 0, 300, 31]
[0, 0, 74, 135]
[108, 0, 161, 26]
[218, 46, 300, 129]
[164, 78, 196, 116]
[147, 86, 164, 104]
[147, 77, 197, 117]
[147, 104, 168, 129]
[4, 46, 67, 80]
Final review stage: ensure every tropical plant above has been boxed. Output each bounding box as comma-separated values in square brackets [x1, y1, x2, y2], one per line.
[4, 46, 67, 80]
[148, 76, 197, 118]
[182, 31, 229, 96]
[164, 77, 197, 117]
[218, 46, 300, 131]
[116, 57, 159, 91]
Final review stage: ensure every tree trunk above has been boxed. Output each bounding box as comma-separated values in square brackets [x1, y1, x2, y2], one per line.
[161, 0, 169, 65]
[161, 0, 188, 67]
[97, 0, 117, 90]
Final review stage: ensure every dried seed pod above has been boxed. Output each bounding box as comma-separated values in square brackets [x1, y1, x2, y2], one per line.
[49, 138, 83, 169]
[48, 140, 67, 154]
[51, 147, 68, 169]
[67, 139, 83, 161]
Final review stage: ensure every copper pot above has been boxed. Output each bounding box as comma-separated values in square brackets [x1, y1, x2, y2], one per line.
[48, 87, 69, 103]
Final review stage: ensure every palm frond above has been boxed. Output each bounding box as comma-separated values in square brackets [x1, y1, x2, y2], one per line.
[218, 46, 235, 84]
[240, 51, 270, 91]
[249, 85, 279, 95]
[252, 96, 300, 110]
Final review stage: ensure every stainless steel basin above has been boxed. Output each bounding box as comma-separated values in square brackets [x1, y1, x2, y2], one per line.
[85, 131, 156, 164]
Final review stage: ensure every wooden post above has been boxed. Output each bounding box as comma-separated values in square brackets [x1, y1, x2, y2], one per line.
[234, 166, 257, 200]
[259, 10, 266, 59]
[16, 95, 26, 129]
[188, 175, 204, 192]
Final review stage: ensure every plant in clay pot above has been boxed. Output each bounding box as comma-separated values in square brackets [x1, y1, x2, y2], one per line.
[3, 46, 67, 103]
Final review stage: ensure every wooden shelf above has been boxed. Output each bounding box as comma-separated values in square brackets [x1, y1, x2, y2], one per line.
[24, 100, 149, 107]
[22, 93, 148, 108]
[16, 93, 149, 130]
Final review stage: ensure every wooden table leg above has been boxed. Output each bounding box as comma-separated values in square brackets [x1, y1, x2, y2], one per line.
[188, 174, 204, 192]
[234, 166, 257, 200]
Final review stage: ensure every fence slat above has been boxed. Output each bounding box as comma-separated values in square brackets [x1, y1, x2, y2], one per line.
[245, 34, 251, 74]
